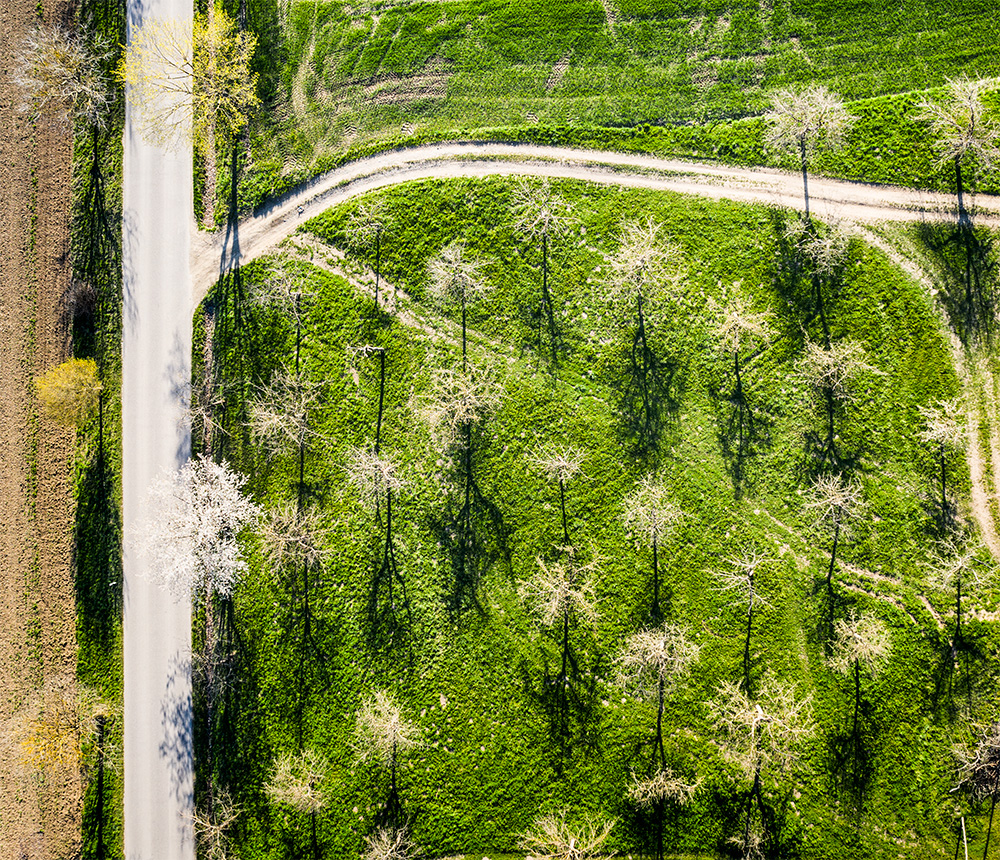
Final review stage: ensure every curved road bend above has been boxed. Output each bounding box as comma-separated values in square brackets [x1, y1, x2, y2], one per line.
[122, 0, 194, 856]
[190, 141, 1000, 303]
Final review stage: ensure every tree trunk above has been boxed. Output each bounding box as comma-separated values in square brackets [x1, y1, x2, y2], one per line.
[743, 600, 754, 694]
[799, 136, 810, 219]
[983, 762, 1000, 860]
[375, 349, 386, 455]
[651, 537, 660, 621]
[559, 478, 570, 547]
[827, 519, 840, 598]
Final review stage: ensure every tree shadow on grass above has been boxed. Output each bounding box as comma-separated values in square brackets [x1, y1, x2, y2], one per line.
[918, 221, 998, 348]
[713, 373, 774, 499]
[519, 643, 604, 775]
[427, 466, 512, 622]
[74, 454, 122, 649]
[602, 330, 683, 467]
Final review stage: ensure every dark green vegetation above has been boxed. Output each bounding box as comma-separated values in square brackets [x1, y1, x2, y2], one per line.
[198, 175, 1000, 858]
[234, 0, 1000, 211]
[72, 2, 129, 857]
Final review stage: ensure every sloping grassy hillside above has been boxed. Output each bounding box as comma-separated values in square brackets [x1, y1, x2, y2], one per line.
[233, 0, 1000, 208]
[200, 177, 1000, 859]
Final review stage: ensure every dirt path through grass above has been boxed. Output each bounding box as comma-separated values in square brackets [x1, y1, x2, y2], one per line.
[191, 142, 1000, 303]
[1, 2, 81, 857]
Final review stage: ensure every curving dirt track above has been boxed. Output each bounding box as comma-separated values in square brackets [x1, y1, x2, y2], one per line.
[190, 141, 1000, 304]
[0, 2, 81, 858]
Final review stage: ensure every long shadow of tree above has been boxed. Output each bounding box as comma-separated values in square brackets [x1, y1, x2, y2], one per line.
[603, 330, 683, 466]
[918, 221, 997, 347]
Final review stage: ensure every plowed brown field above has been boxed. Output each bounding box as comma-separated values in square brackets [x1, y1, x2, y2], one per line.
[1, 2, 82, 857]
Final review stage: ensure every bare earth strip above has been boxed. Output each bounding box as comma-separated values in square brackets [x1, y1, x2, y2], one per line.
[0, 1, 80, 858]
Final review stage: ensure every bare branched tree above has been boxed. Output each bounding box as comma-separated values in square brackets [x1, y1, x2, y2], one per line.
[427, 241, 491, 367]
[363, 825, 416, 860]
[627, 768, 700, 807]
[512, 178, 574, 363]
[519, 810, 616, 860]
[266, 748, 330, 860]
[955, 717, 1000, 858]
[355, 690, 420, 828]
[623, 476, 682, 620]
[617, 623, 700, 860]
[709, 674, 814, 859]
[765, 84, 855, 218]
[249, 367, 322, 509]
[919, 397, 966, 526]
[348, 198, 395, 311]
[423, 363, 504, 616]
[347, 446, 410, 641]
[252, 262, 316, 407]
[422, 364, 502, 453]
[929, 539, 992, 707]
[918, 76, 1000, 216]
[798, 339, 881, 468]
[714, 549, 770, 693]
[530, 445, 585, 547]
[805, 473, 864, 602]
[13, 24, 111, 128]
[259, 502, 333, 700]
[521, 551, 599, 749]
[829, 610, 890, 769]
[607, 217, 683, 459]
[192, 788, 240, 860]
[711, 290, 775, 495]
[260, 504, 329, 573]
[249, 369, 322, 454]
[346, 447, 405, 514]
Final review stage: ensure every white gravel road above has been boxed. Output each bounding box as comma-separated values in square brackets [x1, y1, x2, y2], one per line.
[121, 0, 195, 856]
[190, 141, 1000, 304]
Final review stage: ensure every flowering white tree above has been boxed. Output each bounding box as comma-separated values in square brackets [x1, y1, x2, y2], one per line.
[709, 674, 814, 859]
[529, 444, 585, 547]
[266, 748, 330, 860]
[616, 623, 700, 860]
[765, 84, 854, 218]
[623, 476, 682, 619]
[511, 178, 574, 363]
[140, 455, 260, 599]
[355, 690, 420, 828]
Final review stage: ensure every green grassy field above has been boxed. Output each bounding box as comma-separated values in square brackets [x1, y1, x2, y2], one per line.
[228, 0, 1000, 212]
[199, 176, 999, 859]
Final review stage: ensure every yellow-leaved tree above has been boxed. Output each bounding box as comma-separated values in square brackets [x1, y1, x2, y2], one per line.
[35, 357, 102, 426]
[117, 5, 259, 224]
